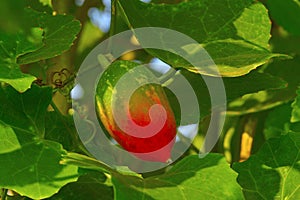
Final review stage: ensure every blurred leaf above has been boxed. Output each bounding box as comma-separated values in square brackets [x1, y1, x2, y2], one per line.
[25, 0, 53, 13]
[5, 193, 25, 200]
[118, 0, 283, 77]
[264, 103, 292, 140]
[0, 6, 80, 92]
[227, 56, 300, 115]
[266, 0, 300, 36]
[50, 171, 113, 200]
[18, 8, 81, 64]
[290, 122, 300, 132]
[39, 0, 52, 7]
[0, 85, 79, 199]
[0, 0, 25, 32]
[222, 71, 286, 101]
[219, 116, 243, 163]
[112, 154, 244, 200]
[151, 0, 184, 4]
[291, 88, 300, 123]
[220, 112, 267, 163]
[77, 21, 104, 55]
[233, 132, 300, 200]
[0, 29, 43, 92]
[270, 27, 300, 55]
[172, 69, 287, 121]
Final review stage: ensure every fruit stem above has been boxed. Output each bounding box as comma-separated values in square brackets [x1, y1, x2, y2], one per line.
[159, 69, 177, 85]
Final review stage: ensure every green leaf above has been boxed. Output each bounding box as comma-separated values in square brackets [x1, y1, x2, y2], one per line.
[118, 0, 282, 77]
[0, 85, 79, 199]
[39, 0, 52, 7]
[0, 121, 21, 154]
[0, 138, 78, 199]
[233, 132, 300, 199]
[151, 0, 183, 4]
[17, 8, 81, 64]
[270, 26, 300, 55]
[264, 103, 292, 140]
[291, 88, 300, 123]
[0, 29, 43, 92]
[0, 85, 52, 137]
[77, 21, 104, 55]
[0, 65, 37, 93]
[223, 71, 286, 101]
[61, 152, 143, 180]
[75, 21, 104, 70]
[25, 0, 53, 13]
[0, 7, 80, 92]
[232, 3, 271, 49]
[50, 171, 113, 200]
[200, 39, 280, 77]
[119, 0, 268, 47]
[227, 56, 300, 115]
[112, 154, 244, 200]
[173, 69, 286, 121]
[61, 152, 113, 174]
[45, 111, 78, 151]
[266, 0, 300, 36]
[290, 122, 300, 133]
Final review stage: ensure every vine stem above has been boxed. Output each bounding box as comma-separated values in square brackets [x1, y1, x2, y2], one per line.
[110, 0, 118, 39]
[1, 188, 8, 200]
[50, 100, 93, 157]
[159, 69, 177, 85]
[50, 100, 64, 117]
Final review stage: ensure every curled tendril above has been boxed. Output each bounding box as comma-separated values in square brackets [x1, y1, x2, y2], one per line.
[51, 68, 76, 99]
[51, 68, 73, 89]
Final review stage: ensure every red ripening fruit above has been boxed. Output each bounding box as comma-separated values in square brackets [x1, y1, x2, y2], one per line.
[95, 61, 177, 162]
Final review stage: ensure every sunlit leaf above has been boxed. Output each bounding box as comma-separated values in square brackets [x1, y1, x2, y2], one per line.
[118, 0, 284, 77]
[233, 132, 300, 199]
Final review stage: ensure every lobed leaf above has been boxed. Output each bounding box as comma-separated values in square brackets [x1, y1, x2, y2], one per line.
[233, 132, 300, 199]
[0, 138, 78, 199]
[49, 171, 113, 200]
[17, 8, 81, 64]
[263, 103, 292, 140]
[0, 29, 43, 92]
[0, 85, 79, 199]
[0, 6, 80, 92]
[117, 0, 283, 77]
[112, 154, 244, 200]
